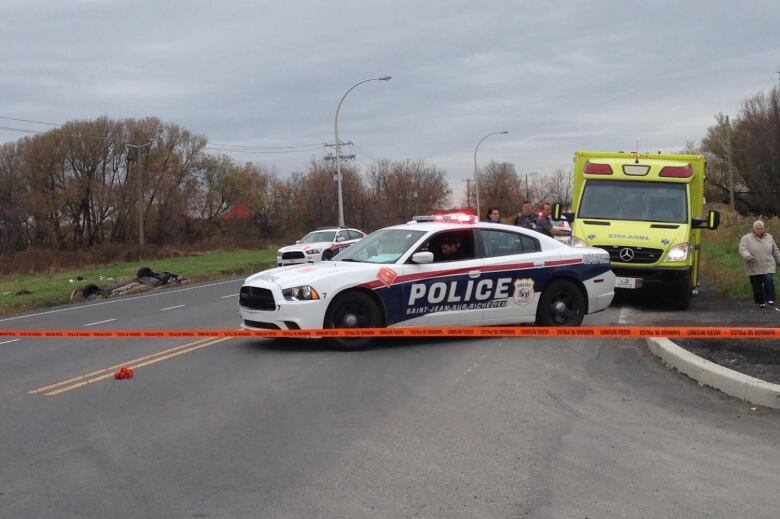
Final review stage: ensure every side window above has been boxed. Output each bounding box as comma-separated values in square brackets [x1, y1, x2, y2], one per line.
[348, 230, 362, 240]
[479, 230, 540, 257]
[335, 231, 348, 242]
[414, 229, 476, 263]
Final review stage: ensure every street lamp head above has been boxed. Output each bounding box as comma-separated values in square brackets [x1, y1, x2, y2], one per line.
[378, 75, 392, 81]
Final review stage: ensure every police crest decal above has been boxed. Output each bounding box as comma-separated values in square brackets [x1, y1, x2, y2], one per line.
[513, 278, 535, 306]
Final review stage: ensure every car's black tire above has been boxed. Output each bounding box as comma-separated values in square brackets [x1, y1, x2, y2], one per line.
[321, 250, 334, 261]
[672, 278, 692, 310]
[324, 290, 382, 350]
[136, 266, 154, 279]
[535, 279, 586, 326]
[82, 283, 102, 298]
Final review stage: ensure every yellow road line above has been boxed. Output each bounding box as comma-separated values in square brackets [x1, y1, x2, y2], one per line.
[28, 337, 230, 396]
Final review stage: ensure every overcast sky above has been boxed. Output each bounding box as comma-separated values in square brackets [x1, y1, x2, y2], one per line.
[1, 0, 778, 202]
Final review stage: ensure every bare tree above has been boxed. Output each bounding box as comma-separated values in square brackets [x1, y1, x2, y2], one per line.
[478, 161, 522, 220]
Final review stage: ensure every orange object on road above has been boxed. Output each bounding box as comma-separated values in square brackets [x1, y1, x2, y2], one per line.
[114, 367, 134, 379]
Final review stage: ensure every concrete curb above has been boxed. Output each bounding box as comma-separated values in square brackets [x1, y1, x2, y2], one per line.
[646, 337, 780, 409]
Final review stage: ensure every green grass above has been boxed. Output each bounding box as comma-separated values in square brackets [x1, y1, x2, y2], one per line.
[699, 206, 780, 301]
[700, 239, 752, 300]
[0, 248, 277, 317]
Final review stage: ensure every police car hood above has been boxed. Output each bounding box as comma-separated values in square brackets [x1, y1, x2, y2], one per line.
[277, 241, 332, 253]
[244, 260, 381, 287]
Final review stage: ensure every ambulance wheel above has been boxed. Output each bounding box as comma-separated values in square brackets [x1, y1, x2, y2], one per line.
[536, 279, 585, 326]
[321, 250, 334, 261]
[325, 291, 382, 349]
[672, 279, 692, 310]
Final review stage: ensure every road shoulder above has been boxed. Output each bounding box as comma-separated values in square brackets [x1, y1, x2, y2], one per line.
[647, 337, 780, 409]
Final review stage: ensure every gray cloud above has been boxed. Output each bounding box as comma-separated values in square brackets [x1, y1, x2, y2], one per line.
[2, 0, 778, 203]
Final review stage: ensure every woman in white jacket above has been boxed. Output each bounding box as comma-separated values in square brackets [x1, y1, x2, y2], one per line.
[738, 220, 780, 309]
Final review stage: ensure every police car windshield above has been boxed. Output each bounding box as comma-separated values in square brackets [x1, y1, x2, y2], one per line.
[300, 231, 336, 243]
[334, 229, 426, 264]
[579, 180, 688, 223]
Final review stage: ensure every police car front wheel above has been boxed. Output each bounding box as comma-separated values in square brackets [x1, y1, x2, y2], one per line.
[324, 291, 382, 349]
[535, 280, 585, 326]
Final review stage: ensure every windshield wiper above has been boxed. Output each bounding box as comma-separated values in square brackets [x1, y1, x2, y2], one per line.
[338, 258, 361, 262]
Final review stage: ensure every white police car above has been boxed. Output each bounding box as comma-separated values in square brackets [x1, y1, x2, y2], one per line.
[242, 214, 614, 346]
[277, 227, 365, 266]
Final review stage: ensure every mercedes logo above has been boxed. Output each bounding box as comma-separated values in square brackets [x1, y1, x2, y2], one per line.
[619, 247, 635, 262]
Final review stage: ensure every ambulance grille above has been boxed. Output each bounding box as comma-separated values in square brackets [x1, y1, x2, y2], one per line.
[240, 286, 276, 310]
[595, 245, 664, 264]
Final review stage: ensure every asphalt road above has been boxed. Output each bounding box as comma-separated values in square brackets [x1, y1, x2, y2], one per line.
[1, 281, 779, 518]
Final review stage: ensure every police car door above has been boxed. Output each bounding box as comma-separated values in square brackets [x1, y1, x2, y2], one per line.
[476, 228, 544, 324]
[403, 229, 485, 325]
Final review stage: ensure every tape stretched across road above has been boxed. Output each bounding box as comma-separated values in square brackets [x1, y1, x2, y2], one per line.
[1, 326, 780, 339]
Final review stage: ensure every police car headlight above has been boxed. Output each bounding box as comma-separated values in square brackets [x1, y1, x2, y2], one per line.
[282, 285, 320, 301]
[570, 236, 588, 247]
[665, 243, 689, 262]
[305, 249, 321, 255]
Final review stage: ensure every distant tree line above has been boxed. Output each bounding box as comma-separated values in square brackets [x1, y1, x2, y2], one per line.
[0, 117, 456, 253]
[698, 85, 780, 215]
[0, 116, 582, 255]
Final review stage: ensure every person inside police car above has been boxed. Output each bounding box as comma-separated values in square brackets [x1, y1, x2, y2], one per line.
[739, 220, 780, 310]
[436, 235, 465, 261]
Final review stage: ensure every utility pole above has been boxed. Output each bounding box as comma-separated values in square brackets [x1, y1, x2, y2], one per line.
[461, 178, 473, 209]
[127, 142, 152, 247]
[323, 141, 355, 164]
[525, 173, 529, 201]
[725, 115, 735, 209]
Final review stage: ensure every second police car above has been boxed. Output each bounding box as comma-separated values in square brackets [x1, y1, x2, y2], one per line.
[241, 214, 615, 347]
[276, 227, 366, 266]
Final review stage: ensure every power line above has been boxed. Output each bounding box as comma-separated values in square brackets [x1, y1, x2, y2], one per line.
[204, 145, 324, 155]
[350, 142, 378, 162]
[0, 115, 324, 154]
[0, 115, 60, 126]
[208, 141, 325, 150]
[0, 125, 42, 134]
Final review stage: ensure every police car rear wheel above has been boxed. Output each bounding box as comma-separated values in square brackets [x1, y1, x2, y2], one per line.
[536, 280, 585, 326]
[325, 291, 382, 349]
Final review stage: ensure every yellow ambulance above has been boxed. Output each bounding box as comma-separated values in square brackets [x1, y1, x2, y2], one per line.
[557, 151, 720, 309]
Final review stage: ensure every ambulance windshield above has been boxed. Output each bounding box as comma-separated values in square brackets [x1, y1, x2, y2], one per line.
[579, 180, 687, 223]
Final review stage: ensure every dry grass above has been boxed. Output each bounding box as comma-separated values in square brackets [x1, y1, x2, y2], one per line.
[701, 204, 780, 300]
[0, 236, 286, 276]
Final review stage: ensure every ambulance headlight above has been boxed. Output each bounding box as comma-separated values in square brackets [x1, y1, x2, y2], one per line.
[282, 286, 320, 301]
[570, 236, 588, 247]
[665, 243, 689, 262]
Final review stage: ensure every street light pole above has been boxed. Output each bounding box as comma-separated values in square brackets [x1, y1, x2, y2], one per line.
[127, 142, 153, 247]
[335, 75, 391, 227]
[474, 130, 509, 219]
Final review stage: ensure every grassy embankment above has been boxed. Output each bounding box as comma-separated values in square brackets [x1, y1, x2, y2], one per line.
[700, 206, 780, 300]
[0, 248, 277, 317]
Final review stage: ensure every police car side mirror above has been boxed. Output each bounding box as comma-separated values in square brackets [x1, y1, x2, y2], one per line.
[336, 236, 346, 242]
[692, 210, 720, 230]
[295, 240, 301, 244]
[411, 252, 434, 264]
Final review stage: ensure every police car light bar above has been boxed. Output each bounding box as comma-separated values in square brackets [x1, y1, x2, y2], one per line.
[412, 213, 478, 224]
